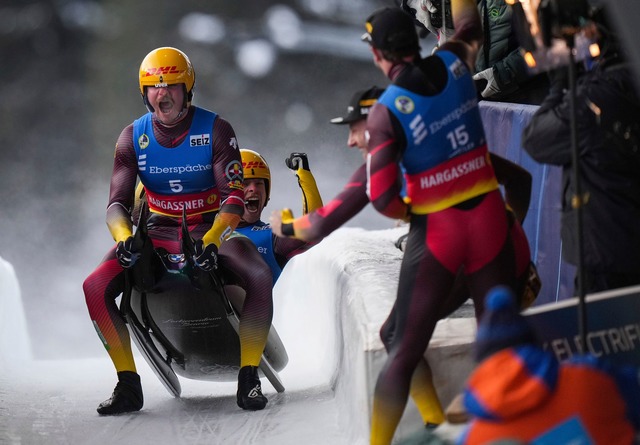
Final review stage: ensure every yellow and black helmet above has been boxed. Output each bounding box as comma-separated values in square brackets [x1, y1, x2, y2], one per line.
[138, 47, 195, 110]
[241, 149, 271, 203]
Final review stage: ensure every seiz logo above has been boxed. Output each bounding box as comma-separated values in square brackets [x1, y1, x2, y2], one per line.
[142, 66, 183, 77]
[190, 134, 211, 147]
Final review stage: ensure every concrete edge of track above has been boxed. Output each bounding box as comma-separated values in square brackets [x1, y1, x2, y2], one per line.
[275, 227, 476, 443]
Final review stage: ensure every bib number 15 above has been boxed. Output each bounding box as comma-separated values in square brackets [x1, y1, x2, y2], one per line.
[446, 125, 469, 150]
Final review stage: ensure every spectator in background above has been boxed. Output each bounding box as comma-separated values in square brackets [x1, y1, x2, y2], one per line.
[401, 0, 549, 104]
[522, 7, 640, 295]
[459, 286, 640, 444]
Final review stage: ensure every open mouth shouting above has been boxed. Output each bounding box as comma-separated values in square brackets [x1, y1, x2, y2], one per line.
[244, 196, 262, 216]
[158, 98, 174, 114]
[241, 178, 268, 224]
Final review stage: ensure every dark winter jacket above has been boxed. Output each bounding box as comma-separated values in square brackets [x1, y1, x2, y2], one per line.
[522, 58, 640, 275]
[475, 0, 547, 103]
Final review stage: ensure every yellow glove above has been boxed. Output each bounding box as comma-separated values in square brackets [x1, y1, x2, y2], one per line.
[270, 208, 295, 237]
[281, 208, 294, 223]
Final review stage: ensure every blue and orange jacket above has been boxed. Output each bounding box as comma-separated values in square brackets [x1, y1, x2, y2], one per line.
[459, 345, 640, 444]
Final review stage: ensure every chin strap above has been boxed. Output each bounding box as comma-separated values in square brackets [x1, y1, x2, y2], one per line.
[142, 92, 155, 113]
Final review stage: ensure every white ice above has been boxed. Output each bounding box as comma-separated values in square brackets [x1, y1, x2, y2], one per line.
[1, 227, 442, 445]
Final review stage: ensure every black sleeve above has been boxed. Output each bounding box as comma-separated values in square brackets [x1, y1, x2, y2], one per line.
[521, 70, 595, 165]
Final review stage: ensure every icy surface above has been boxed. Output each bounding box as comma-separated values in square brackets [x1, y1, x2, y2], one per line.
[0, 228, 411, 445]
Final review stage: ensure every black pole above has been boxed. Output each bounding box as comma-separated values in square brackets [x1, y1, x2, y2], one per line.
[567, 38, 588, 351]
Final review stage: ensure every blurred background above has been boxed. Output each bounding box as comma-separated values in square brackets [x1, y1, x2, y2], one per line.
[0, 0, 439, 359]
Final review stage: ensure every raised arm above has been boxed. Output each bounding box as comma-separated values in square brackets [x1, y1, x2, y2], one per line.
[284, 152, 323, 215]
[438, 0, 483, 70]
[271, 164, 370, 242]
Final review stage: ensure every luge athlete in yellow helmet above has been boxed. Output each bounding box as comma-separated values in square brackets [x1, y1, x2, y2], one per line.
[234, 149, 323, 283]
[83, 47, 275, 414]
[132, 148, 323, 283]
[132, 147, 323, 283]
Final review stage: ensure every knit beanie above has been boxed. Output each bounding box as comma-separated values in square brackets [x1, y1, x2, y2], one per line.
[474, 286, 538, 362]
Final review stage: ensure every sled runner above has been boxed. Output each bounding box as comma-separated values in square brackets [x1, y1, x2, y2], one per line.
[120, 205, 287, 397]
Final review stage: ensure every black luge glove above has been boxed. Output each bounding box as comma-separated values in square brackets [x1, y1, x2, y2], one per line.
[285, 152, 310, 171]
[193, 239, 218, 271]
[115, 236, 140, 269]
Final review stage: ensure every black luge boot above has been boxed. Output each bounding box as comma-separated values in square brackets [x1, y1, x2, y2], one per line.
[236, 366, 267, 411]
[97, 371, 144, 415]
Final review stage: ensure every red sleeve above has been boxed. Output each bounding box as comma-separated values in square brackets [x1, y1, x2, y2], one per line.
[211, 117, 244, 216]
[273, 235, 310, 264]
[291, 164, 370, 242]
[366, 104, 409, 220]
[106, 124, 138, 228]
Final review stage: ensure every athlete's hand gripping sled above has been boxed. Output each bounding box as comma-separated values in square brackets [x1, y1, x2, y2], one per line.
[120, 204, 287, 397]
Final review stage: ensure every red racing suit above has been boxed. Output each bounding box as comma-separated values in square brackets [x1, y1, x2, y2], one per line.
[366, 49, 516, 443]
[83, 106, 273, 374]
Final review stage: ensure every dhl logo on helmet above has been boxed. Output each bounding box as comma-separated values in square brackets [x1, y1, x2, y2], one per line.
[142, 66, 183, 77]
[243, 160, 267, 169]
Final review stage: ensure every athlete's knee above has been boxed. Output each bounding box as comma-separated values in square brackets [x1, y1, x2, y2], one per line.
[83, 273, 100, 305]
[247, 259, 273, 290]
[379, 318, 394, 349]
[221, 241, 273, 289]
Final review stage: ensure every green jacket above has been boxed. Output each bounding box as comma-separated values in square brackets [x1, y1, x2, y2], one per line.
[475, 0, 532, 99]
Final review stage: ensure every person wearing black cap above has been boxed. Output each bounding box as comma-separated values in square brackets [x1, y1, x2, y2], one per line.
[270, 86, 385, 242]
[271, 92, 539, 435]
[271, 86, 447, 429]
[362, 2, 517, 444]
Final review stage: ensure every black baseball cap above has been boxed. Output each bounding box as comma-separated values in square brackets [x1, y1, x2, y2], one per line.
[330, 86, 385, 125]
[361, 7, 420, 53]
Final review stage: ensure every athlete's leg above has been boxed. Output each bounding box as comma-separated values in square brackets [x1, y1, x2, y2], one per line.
[463, 191, 517, 319]
[218, 236, 273, 411]
[436, 207, 532, 314]
[509, 213, 533, 308]
[370, 216, 456, 444]
[83, 247, 143, 414]
[83, 248, 135, 373]
[219, 236, 274, 367]
[380, 303, 445, 426]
